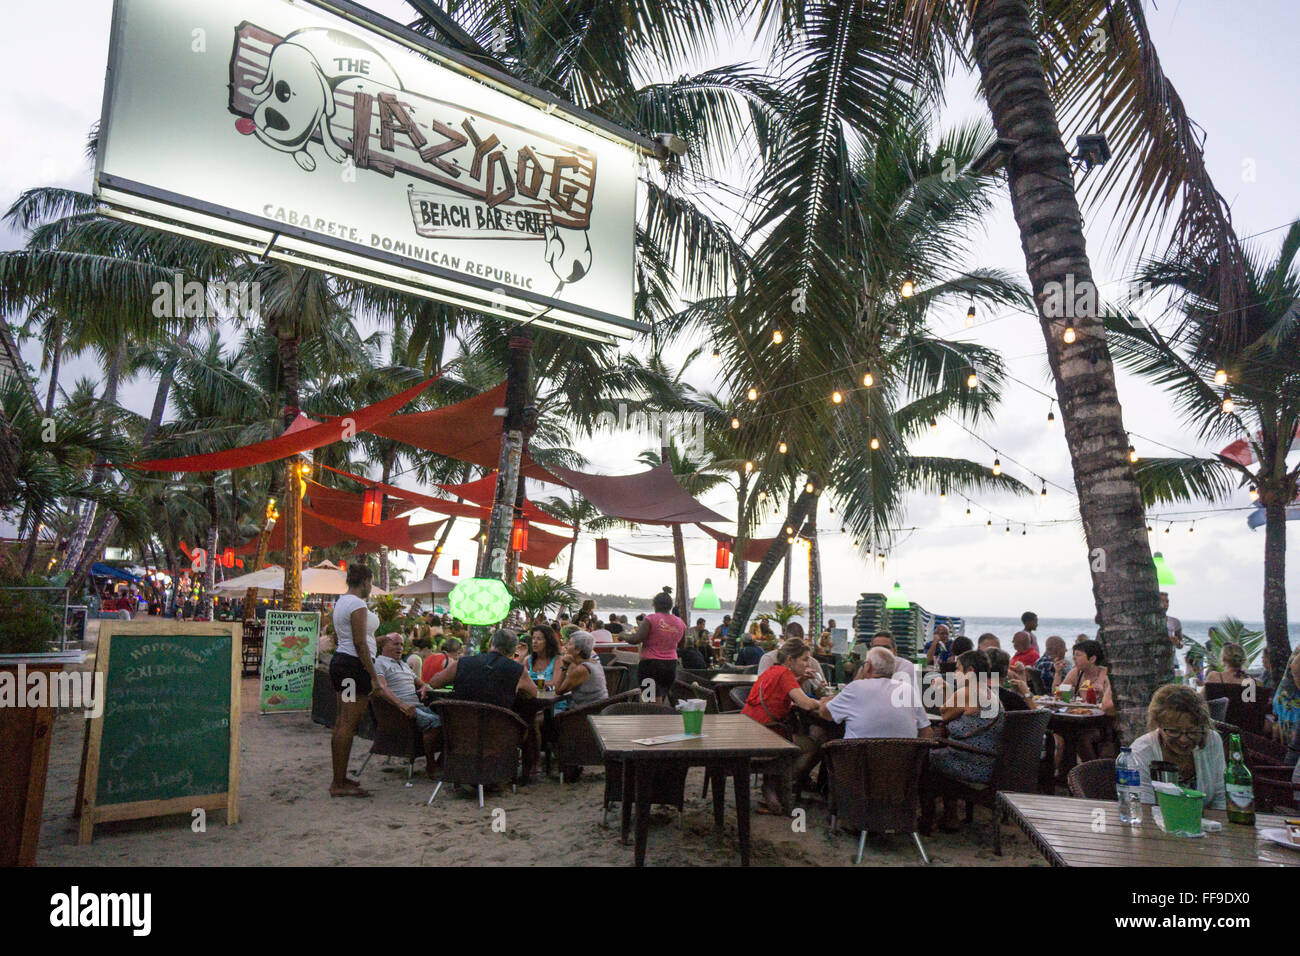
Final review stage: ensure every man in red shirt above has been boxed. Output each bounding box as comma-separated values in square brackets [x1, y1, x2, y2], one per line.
[1010, 630, 1040, 668]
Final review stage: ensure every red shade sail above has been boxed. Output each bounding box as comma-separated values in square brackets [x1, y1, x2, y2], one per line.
[133, 377, 437, 472]
[319, 465, 498, 521]
[545, 463, 727, 524]
[437, 472, 571, 528]
[366, 383, 556, 480]
[696, 524, 783, 563]
[516, 524, 572, 569]
[305, 482, 417, 522]
[310, 511, 436, 554]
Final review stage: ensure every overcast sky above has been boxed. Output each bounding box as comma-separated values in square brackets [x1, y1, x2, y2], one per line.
[3, 0, 1298, 620]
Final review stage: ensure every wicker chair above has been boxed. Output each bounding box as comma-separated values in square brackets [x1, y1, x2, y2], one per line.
[1215, 720, 1287, 771]
[357, 695, 425, 784]
[670, 679, 719, 713]
[426, 701, 529, 808]
[823, 738, 937, 864]
[1067, 758, 1117, 800]
[1206, 696, 1229, 722]
[1205, 682, 1273, 735]
[602, 665, 629, 696]
[929, 709, 1051, 854]
[1253, 766, 1300, 812]
[600, 702, 688, 822]
[552, 689, 641, 782]
[726, 686, 752, 712]
[311, 664, 375, 739]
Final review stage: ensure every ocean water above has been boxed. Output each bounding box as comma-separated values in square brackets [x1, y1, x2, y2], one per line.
[596, 608, 1298, 660]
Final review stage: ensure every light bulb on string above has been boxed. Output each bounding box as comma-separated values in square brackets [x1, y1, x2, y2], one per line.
[1041, 483, 1047, 498]
[1128, 444, 1139, 464]
[966, 303, 976, 326]
[1249, 485, 1258, 501]
[1047, 404, 1056, 427]
[1188, 522, 1195, 534]
[772, 329, 784, 345]
[967, 372, 978, 388]
[900, 279, 914, 298]
[831, 390, 843, 404]
[870, 437, 880, 450]
[1222, 393, 1234, 414]
[1005, 525, 1011, 533]
[805, 482, 816, 494]
[928, 417, 938, 432]
[1063, 325, 1076, 344]
[1214, 368, 1227, 386]
[743, 460, 753, 473]
[786, 535, 794, 544]
[965, 507, 972, 517]
[992, 457, 1001, 476]
[711, 345, 720, 361]
[746, 387, 758, 402]
[778, 441, 788, 454]
[986, 519, 992, 529]
[862, 372, 874, 387]
[1022, 527, 1027, 536]
[730, 417, 740, 430]
[785, 525, 794, 535]
[1165, 524, 1171, 534]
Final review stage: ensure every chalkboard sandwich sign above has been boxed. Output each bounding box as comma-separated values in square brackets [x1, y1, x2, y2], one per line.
[77, 620, 241, 844]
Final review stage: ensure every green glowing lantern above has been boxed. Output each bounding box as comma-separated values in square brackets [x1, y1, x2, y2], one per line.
[693, 578, 722, 610]
[885, 581, 910, 610]
[448, 577, 512, 625]
[1152, 552, 1176, 586]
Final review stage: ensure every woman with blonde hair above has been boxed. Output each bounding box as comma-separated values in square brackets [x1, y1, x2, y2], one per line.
[1205, 642, 1249, 686]
[1130, 683, 1226, 808]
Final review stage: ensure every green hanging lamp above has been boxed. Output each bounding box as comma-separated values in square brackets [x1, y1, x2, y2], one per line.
[448, 577, 512, 625]
[1152, 552, 1176, 586]
[885, 581, 910, 610]
[693, 578, 722, 610]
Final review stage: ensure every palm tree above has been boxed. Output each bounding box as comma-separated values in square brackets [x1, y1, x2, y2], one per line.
[535, 492, 628, 590]
[510, 570, 580, 623]
[1104, 222, 1300, 683]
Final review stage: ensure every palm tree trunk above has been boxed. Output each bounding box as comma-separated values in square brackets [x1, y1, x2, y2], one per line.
[728, 478, 821, 655]
[19, 505, 42, 576]
[781, 490, 793, 607]
[1262, 494, 1290, 684]
[670, 523, 690, 627]
[63, 345, 123, 573]
[44, 327, 61, 417]
[807, 497, 822, 638]
[243, 472, 281, 620]
[278, 329, 303, 611]
[735, 474, 749, 600]
[424, 511, 458, 577]
[379, 455, 394, 592]
[566, 518, 580, 587]
[198, 475, 219, 620]
[971, 0, 1168, 742]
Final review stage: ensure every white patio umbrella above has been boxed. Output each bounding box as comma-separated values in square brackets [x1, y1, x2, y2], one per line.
[212, 564, 284, 595]
[390, 573, 458, 597]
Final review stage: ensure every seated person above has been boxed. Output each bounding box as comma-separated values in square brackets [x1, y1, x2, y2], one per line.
[526, 624, 562, 685]
[1035, 635, 1070, 692]
[924, 623, 954, 665]
[985, 648, 1033, 712]
[1130, 684, 1226, 809]
[821, 647, 932, 739]
[1010, 630, 1039, 667]
[735, 634, 764, 667]
[976, 633, 1001, 652]
[553, 632, 609, 711]
[420, 637, 463, 683]
[514, 640, 531, 664]
[868, 631, 915, 683]
[741, 639, 830, 813]
[938, 635, 974, 674]
[427, 628, 538, 710]
[407, 633, 434, 677]
[1204, 642, 1252, 686]
[373, 633, 440, 734]
[679, 639, 707, 670]
[921, 649, 1005, 832]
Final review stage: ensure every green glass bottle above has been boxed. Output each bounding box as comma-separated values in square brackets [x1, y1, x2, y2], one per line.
[1224, 733, 1255, 826]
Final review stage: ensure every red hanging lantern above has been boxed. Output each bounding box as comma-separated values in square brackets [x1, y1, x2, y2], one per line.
[595, 537, 609, 570]
[510, 516, 529, 553]
[715, 540, 732, 569]
[361, 488, 383, 526]
[516, 566, 524, 583]
[452, 559, 460, 576]
[339, 561, 347, 572]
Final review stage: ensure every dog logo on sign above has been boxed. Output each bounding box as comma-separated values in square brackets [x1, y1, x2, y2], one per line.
[235, 28, 401, 171]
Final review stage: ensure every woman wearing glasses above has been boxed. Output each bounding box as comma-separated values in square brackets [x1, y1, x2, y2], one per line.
[1130, 683, 1226, 808]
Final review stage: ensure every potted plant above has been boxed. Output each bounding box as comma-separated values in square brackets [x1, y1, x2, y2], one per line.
[0, 576, 85, 865]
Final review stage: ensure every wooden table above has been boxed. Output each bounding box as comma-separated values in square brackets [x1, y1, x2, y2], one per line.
[1039, 704, 1112, 783]
[999, 792, 1300, 867]
[589, 714, 799, 866]
[709, 673, 759, 685]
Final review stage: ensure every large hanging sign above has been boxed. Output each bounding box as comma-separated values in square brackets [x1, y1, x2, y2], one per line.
[94, 0, 650, 342]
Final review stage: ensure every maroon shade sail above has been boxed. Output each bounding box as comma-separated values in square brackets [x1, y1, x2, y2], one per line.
[696, 524, 783, 563]
[365, 382, 555, 480]
[310, 511, 436, 554]
[306, 482, 417, 522]
[544, 463, 727, 524]
[609, 545, 677, 563]
[133, 377, 437, 472]
[466, 524, 572, 569]
[437, 472, 571, 528]
[235, 509, 349, 555]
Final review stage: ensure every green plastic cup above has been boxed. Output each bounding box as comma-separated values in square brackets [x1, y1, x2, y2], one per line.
[1156, 787, 1205, 836]
[1058, 685, 1074, 703]
[682, 709, 704, 735]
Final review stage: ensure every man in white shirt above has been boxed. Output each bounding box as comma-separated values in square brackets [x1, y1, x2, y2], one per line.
[869, 632, 915, 684]
[373, 633, 440, 733]
[821, 647, 932, 740]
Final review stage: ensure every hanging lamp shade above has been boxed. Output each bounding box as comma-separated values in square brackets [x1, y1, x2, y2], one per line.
[885, 581, 910, 610]
[595, 537, 610, 570]
[1153, 552, 1176, 586]
[511, 516, 530, 553]
[361, 488, 383, 526]
[451, 559, 460, 577]
[448, 577, 512, 625]
[693, 578, 722, 610]
[715, 540, 732, 569]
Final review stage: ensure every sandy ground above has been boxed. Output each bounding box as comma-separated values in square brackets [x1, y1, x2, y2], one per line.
[35, 623, 1045, 867]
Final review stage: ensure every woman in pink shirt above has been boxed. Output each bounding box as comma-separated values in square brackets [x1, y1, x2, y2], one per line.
[627, 589, 684, 701]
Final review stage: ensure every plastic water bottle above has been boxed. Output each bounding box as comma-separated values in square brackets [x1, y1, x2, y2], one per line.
[1116, 747, 1142, 825]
